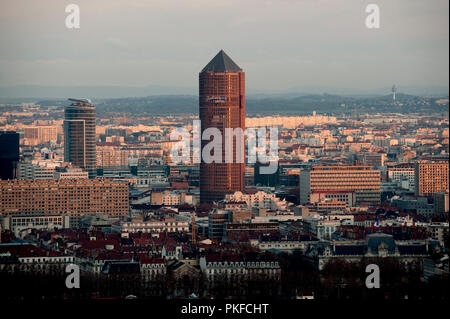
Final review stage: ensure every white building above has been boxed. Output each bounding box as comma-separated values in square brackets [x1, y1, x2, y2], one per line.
[302, 215, 344, 240]
[224, 191, 289, 211]
[55, 167, 89, 179]
[141, 258, 167, 280]
[113, 218, 189, 234]
[17, 160, 59, 179]
[17, 161, 88, 180]
[250, 239, 310, 254]
[199, 256, 281, 281]
[388, 165, 415, 191]
[0, 243, 74, 274]
[0, 214, 70, 237]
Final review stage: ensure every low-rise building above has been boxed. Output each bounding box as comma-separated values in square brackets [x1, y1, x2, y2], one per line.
[0, 213, 70, 237]
[113, 217, 189, 234]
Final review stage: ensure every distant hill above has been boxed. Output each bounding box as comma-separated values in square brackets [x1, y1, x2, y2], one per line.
[0, 85, 195, 99]
[0, 84, 447, 99]
[2, 93, 447, 116]
[92, 93, 448, 116]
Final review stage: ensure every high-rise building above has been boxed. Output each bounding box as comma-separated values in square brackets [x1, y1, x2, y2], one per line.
[300, 165, 381, 206]
[0, 131, 19, 180]
[0, 179, 129, 226]
[64, 98, 97, 178]
[415, 160, 449, 196]
[199, 50, 245, 203]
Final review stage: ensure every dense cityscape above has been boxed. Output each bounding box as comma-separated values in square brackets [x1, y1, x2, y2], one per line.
[0, 1, 448, 310]
[0, 50, 448, 301]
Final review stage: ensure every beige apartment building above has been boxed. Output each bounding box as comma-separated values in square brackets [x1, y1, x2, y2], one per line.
[300, 165, 381, 206]
[0, 179, 129, 226]
[23, 125, 58, 145]
[415, 160, 449, 196]
[97, 144, 164, 167]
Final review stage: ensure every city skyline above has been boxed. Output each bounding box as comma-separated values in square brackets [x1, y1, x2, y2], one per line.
[0, 0, 448, 304]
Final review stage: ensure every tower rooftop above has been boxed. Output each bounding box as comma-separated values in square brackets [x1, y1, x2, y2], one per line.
[201, 50, 242, 72]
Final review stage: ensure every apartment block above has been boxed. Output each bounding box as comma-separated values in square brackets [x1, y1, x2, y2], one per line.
[0, 179, 129, 226]
[300, 165, 380, 206]
[414, 160, 449, 196]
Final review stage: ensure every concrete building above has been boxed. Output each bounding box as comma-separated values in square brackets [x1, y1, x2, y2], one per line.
[0, 214, 70, 237]
[310, 190, 356, 207]
[226, 222, 279, 235]
[55, 167, 89, 179]
[363, 152, 386, 167]
[24, 125, 58, 145]
[426, 223, 449, 247]
[0, 179, 129, 226]
[17, 160, 58, 180]
[414, 160, 449, 196]
[17, 161, 88, 180]
[150, 190, 187, 206]
[388, 164, 415, 192]
[114, 218, 189, 234]
[300, 165, 380, 206]
[391, 195, 435, 217]
[302, 215, 341, 240]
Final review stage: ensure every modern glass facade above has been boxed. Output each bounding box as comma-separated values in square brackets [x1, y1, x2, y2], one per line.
[0, 131, 19, 180]
[64, 99, 97, 178]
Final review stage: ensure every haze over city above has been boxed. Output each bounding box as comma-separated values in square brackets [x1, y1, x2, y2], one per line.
[0, 0, 448, 97]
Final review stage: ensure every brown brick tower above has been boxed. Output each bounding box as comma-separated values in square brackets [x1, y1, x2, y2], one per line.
[199, 50, 245, 203]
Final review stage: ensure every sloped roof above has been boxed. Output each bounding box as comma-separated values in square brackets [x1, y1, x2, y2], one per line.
[367, 233, 396, 253]
[201, 50, 242, 72]
[397, 245, 427, 255]
[334, 245, 366, 256]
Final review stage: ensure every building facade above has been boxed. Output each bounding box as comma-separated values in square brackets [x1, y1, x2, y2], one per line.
[388, 164, 415, 192]
[224, 191, 289, 211]
[414, 160, 449, 197]
[0, 179, 129, 226]
[24, 125, 58, 145]
[0, 214, 70, 237]
[114, 218, 189, 234]
[208, 209, 231, 240]
[300, 165, 381, 206]
[199, 50, 245, 203]
[64, 99, 97, 178]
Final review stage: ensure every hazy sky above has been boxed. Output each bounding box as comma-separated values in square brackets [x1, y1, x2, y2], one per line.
[0, 0, 448, 93]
